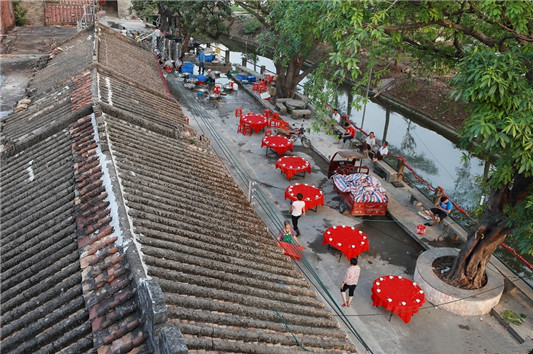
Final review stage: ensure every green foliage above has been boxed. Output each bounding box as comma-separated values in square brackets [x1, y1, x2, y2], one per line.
[131, 0, 232, 39]
[501, 310, 526, 326]
[13, 0, 27, 26]
[452, 46, 533, 254]
[452, 48, 533, 185]
[243, 18, 261, 35]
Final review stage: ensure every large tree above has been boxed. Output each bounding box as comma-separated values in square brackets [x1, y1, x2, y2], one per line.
[236, 1, 327, 98]
[448, 47, 533, 288]
[314, 0, 533, 288]
[131, 0, 232, 53]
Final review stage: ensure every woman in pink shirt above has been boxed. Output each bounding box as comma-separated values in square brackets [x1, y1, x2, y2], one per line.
[341, 257, 361, 307]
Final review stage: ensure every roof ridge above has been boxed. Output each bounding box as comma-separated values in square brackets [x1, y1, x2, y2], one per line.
[69, 115, 151, 352]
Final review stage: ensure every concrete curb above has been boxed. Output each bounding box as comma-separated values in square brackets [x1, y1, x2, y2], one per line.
[415, 248, 504, 316]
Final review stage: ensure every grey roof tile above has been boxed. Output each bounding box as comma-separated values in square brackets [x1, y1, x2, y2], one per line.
[104, 115, 357, 352]
[0, 130, 93, 353]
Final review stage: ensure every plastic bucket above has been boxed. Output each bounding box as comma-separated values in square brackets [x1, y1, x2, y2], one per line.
[181, 62, 194, 74]
[416, 224, 426, 235]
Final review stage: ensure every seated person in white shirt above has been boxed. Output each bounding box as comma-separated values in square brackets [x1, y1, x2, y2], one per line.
[331, 108, 341, 125]
[369, 141, 389, 162]
[358, 131, 376, 153]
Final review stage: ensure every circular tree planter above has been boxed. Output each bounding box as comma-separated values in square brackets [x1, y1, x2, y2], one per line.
[414, 248, 504, 316]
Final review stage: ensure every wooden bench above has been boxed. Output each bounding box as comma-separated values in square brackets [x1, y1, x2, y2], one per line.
[373, 160, 399, 183]
[409, 190, 466, 242]
[291, 109, 312, 119]
[275, 102, 287, 113]
[333, 124, 344, 135]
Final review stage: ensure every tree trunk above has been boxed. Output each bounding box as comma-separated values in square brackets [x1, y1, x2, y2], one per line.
[446, 173, 531, 289]
[274, 56, 306, 98]
[446, 219, 508, 289]
[157, 5, 170, 32]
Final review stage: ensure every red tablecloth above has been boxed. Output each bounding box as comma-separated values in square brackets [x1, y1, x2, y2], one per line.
[275, 156, 311, 180]
[278, 241, 305, 261]
[371, 275, 426, 323]
[322, 225, 369, 260]
[241, 113, 268, 133]
[284, 183, 324, 210]
[261, 136, 294, 155]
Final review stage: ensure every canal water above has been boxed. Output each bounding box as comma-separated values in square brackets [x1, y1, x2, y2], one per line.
[207, 42, 532, 285]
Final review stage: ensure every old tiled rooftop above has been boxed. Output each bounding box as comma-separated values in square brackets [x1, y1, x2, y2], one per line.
[1, 24, 357, 353]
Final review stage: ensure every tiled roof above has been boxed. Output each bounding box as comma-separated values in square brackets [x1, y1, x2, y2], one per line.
[104, 115, 357, 352]
[29, 30, 94, 100]
[96, 25, 166, 93]
[1, 71, 92, 148]
[1, 23, 357, 353]
[96, 67, 188, 130]
[0, 129, 92, 353]
[1, 27, 151, 352]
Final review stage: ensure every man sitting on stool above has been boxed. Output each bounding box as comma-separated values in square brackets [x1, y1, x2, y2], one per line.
[336, 122, 356, 149]
[369, 141, 389, 162]
[425, 196, 453, 226]
[358, 131, 376, 154]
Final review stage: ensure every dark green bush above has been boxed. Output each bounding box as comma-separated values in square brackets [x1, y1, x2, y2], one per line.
[243, 19, 261, 35]
[14, 1, 27, 26]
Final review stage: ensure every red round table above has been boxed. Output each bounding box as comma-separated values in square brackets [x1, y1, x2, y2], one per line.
[284, 183, 324, 211]
[262, 135, 294, 156]
[241, 113, 267, 133]
[322, 225, 369, 260]
[371, 275, 426, 323]
[275, 156, 311, 180]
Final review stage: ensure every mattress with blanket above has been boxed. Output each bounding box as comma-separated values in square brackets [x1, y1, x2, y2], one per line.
[332, 173, 388, 203]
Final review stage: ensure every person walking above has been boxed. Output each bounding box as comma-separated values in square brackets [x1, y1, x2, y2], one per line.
[197, 48, 206, 75]
[288, 193, 305, 236]
[340, 257, 361, 307]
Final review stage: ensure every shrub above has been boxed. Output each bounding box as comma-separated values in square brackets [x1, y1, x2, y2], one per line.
[243, 19, 261, 35]
[14, 1, 27, 26]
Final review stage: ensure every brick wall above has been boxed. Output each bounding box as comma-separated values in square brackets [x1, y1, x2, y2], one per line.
[1, 0, 15, 34]
[21, 0, 45, 26]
